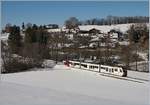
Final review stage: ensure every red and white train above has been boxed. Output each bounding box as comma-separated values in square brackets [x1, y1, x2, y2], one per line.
[63, 60, 127, 77]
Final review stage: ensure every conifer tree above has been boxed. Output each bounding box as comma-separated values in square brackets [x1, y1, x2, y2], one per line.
[8, 25, 22, 54]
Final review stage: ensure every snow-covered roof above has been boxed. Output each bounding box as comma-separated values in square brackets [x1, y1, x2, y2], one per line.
[47, 29, 62, 33]
[1, 33, 9, 41]
[79, 24, 133, 33]
[119, 41, 130, 46]
[110, 33, 118, 39]
[91, 37, 99, 42]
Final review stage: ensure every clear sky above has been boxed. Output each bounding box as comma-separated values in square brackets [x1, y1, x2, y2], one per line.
[1, 1, 149, 27]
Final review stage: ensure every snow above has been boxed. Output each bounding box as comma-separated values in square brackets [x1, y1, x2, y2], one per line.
[79, 23, 149, 34]
[47, 23, 149, 34]
[47, 28, 62, 33]
[91, 37, 99, 42]
[138, 52, 148, 61]
[0, 64, 149, 105]
[118, 41, 130, 45]
[42, 60, 56, 68]
[0, 33, 9, 41]
[79, 24, 132, 33]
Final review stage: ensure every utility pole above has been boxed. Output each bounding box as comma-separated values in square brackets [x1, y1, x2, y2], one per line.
[56, 47, 58, 64]
[79, 52, 81, 69]
[0, 57, 1, 82]
[55, 37, 58, 64]
[99, 52, 101, 72]
[135, 43, 138, 71]
[98, 37, 101, 73]
[0, 40, 2, 82]
[0, 43, 2, 82]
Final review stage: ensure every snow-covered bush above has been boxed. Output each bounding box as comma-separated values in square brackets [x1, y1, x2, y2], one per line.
[2, 58, 33, 73]
[42, 60, 56, 68]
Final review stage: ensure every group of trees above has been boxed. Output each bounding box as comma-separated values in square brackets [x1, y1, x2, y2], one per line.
[119, 23, 149, 71]
[65, 17, 79, 32]
[80, 16, 149, 25]
[65, 16, 148, 26]
[1, 22, 74, 73]
[2, 25, 25, 73]
[7, 26, 22, 54]
[23, 24, 50, 61]
[127, 23, 149, 49]
[1, 24, 50, 73]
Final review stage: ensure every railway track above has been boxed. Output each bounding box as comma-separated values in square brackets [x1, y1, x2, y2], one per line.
[70, 67, 148, 84]
[99, 73, 148, 83]
[127, 76, 149, 82]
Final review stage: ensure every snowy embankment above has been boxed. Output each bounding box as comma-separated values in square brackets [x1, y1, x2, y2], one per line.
[0, 64, 149, 105]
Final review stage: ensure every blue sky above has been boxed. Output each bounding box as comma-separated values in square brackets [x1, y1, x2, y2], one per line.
[1, 1, 149, 27]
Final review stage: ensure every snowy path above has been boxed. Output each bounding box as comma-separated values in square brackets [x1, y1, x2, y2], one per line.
[0, 64, 149, 105]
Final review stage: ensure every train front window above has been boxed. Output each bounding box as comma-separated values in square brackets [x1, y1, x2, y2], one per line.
[120, 69, 122, 72]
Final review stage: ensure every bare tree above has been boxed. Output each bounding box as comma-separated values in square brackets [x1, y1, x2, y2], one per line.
[120, 45, 133, 69]
[65, 17, 79, 33]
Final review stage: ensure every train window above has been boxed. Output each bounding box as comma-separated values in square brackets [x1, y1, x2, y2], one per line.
[101, 67, 105, 70]
[93, 66, 98, 69]
[106, 68, 108, 72]
[109, 69, 111, 72]
[95, 66, 98, 69]
[90, 66, 93, 69]
[74, 63, 79, 65]
[112, 69, 114, 72]
[81, 64, 87, 68]
[115, 69, 118, 71]
[92, 66, 94, 69]
[90, 65, 97, 69]
[120, 69, 122, 72]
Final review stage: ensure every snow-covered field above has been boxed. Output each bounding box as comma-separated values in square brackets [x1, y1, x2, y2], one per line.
[0, 64, 149, 105]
